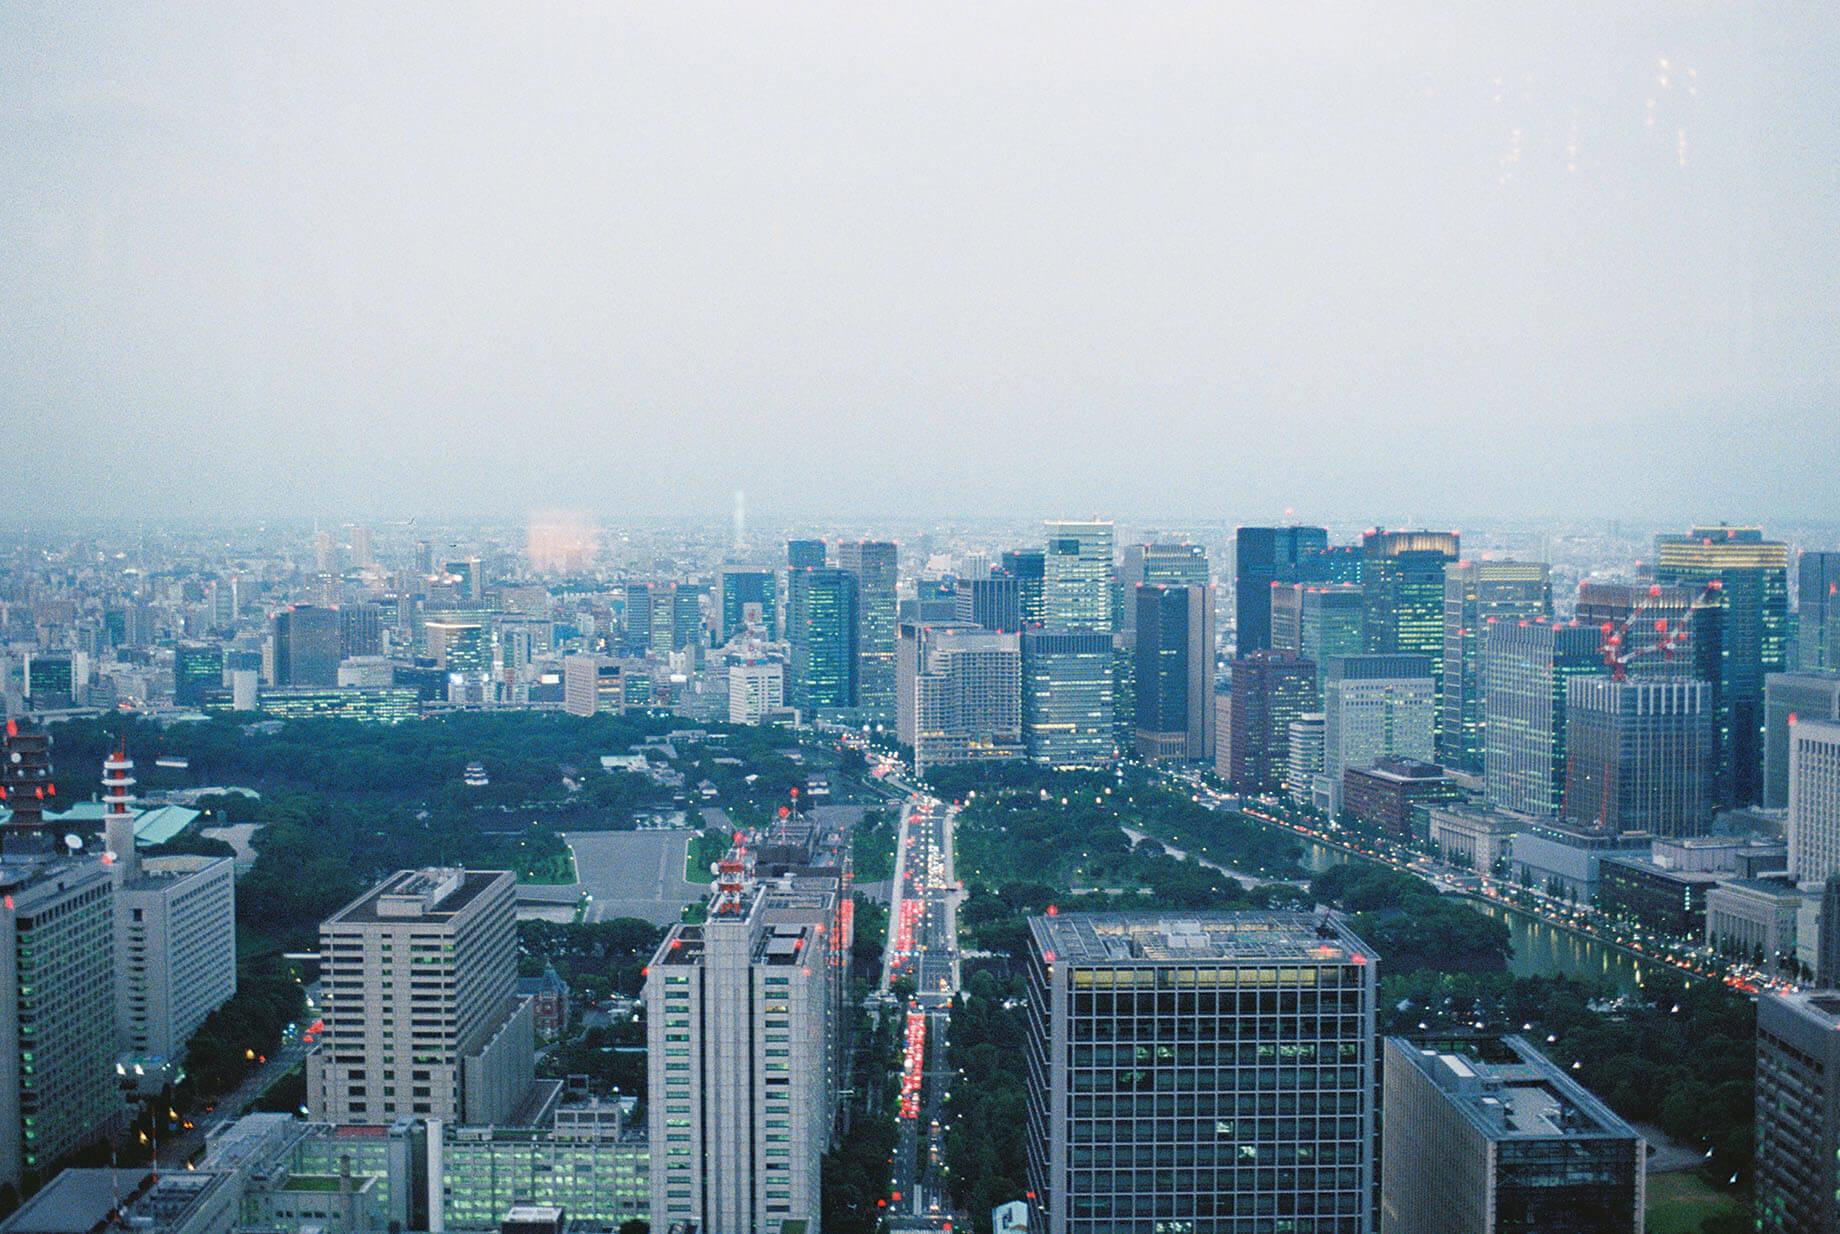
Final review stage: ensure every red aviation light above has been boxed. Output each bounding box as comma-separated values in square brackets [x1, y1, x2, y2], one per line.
[1648, 584, 1663, 597]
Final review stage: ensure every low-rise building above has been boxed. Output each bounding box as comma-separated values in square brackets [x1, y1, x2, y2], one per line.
[1704, 877, 1809, 969]
[1428, 805, 1522, 876]
[0, 1170, 238, 1234]
[1598, 857, 1723, 938]
[1507, 822, 1650, 904]
[1341, 756, 1464, 837]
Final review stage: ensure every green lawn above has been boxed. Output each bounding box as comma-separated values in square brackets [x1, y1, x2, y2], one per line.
[686, 829, 727, 884]
[516, 851, 577, 885]
[1646, 1170, 1749, 1234]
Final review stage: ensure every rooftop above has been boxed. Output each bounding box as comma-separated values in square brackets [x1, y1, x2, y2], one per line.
[1029, 911, 1377, 966]
[0, 1170, 231, 1234]
[1389, 1036, 1638, 1144]
[328, 867, 505, 924]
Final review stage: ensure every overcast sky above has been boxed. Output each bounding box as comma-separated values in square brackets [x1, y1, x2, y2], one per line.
[3, 4, 1835, 526]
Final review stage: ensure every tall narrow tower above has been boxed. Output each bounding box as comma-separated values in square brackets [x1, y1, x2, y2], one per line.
[0, 718, 58, 855]
[102, 742, 139, 879]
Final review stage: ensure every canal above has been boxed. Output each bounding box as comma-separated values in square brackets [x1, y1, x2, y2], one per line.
[1301, 842, 1646, 994]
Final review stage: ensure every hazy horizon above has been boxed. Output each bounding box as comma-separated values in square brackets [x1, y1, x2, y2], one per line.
[5, 4, 1837, 523]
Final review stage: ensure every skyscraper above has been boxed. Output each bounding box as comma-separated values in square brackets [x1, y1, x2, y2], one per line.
[1786, 718, 1840, 883]
[563, 654, 625, 717]
[1, 723, 121, 1193]
[717, 566, 777, 642]
[1233, 525, 1328, 654]
[1226, 651, 1320, 794]
[1322, 654, 1436, 815]
[1001, 548, 1047, 627]
[786, 538, 827, 570]
[1021, 628, 1115, 768]
[272, 604, 343, 687]
[956, 572, 1022, 633]
[837, 540, 898, 724]
[786, 567, 859, 714]
[898, 622, 1022, 776]
[1380, 1036, 1643, 1234]
[1362, 531, 1460, 702]
[1561, 677, 1711, 836]
[1482, 620, 1604, 818]
[307, 868, 533, 1126]
[644, 868, 836, 1234]
[1755, 990, 1840, 1234]
[1797, 551, 1840, 672]
[1655, 525, 1791, 805]
[1118, 542, 1209, 636]
[1287, 713, 1326, 805]
[1024, 912, 1377, 1234]
[1043, 520, 1115, 632]
[620, 582, 654, 655]
[1133, 584, 1216, 761]
[1441, 559, 1552, 771]
[173, 641, 225, 707]
[1764, 672, 1840, 808]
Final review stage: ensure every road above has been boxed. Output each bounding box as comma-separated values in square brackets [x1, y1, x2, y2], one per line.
[1165, 770, 1793, 999]
[158, 1004, 317, 1167]
[881, 788, 962, 1231]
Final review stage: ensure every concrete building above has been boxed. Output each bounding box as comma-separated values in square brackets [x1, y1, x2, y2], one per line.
[1428, 805, 1521, 876]
[1234, 526, 1328, 654]
[1764, 672, 1840, 808]
[113, 853, 237, 1060]
[1320, 654, 1436, 815]
[1561, 676, 1711, 837]
[1342, 757, 1462, 837]
[1133, 584, 1216, 762]
[727, 661, 786, 726]
[561, 654, 623, 717]
[1024, 912, 1377, 1234]
[1118, 543, 1209, 636]
[1379, 1036, 1643, 1234]
[1043, 520, 1115, 633]
[1441, 559, 1552, 772]
[1481, 620, 1603, 818]
[898, 623, 1022, 777]
[0, 1169, 238, 1234]
[1507, 822, 1649, 904]
[643, 864, 835, 1234]
[272, 605, 343, 688]
[1788, 718, 1840, 882]
[1225, 651, 1318, 794]
[307, 869, 534, 1126]
[957, 573, 1022, 633]
[1598, 857, 1722, 937]
[1756, 990, 1840, 1233]
[1286, 712, 1326, 806]
[1021, 628, 1115, 768]
[1705, 878, 1806, 968]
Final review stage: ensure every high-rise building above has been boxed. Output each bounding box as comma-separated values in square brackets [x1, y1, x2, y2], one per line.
[1764, 672, 1840, 809]
[562, 654, 625, 717]
[1233, 525, 1328, 654]
[1226, 651, 1320, 794]
[786, 567, 859, 713]
[1481, 620, 1604, 818]
[1133, 584, 1216, 761]
[1119, 543, 1209, 636]
[22, 651, 74, 710]
[717, 567, 777, 642]
[1362, 531, 1460, 703]
[1043, 521, 1115, 632]
[425, 617, 490, 674]
[1562, 677, 1711, 836]
[786, 539, 827, 570]
[1655, 525, 1791, 805]
[1321, 654, 1436, 815]
[1296, 585, 1366, 689]
[1, 723, 120, 1193]
[837, 540, 898, 723]
[444, 557, 486, 604]
[621, 582, 654, 655]
[1819, 874, 1840, 988]
[956, 573, 1022, 633]
[897, 622, 1022, 777]
[1021, 628, 1115, 768]
[728, 661, 786, 726]
[1379, 1035, 1643, 1234]
[1287, 712, 1326, 806]
[644, 871, 836, 1233]
[1797, 551, 1840, 673]
[1787, 718, 1840, 883]
[272, 605, 343, 688]
[340, 603, 384, 658]
[1441, 560, 1552, 771]
[173, 642, 225, 707]
[1755, 990, 1840, 1234]
[1024, 912, 1377, 1234]
[307, 868, 533, 1126]
[1269, 583, 1305, 655]
[1001, 548, 1047, 627]
[1574, 581, 1708, 680]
